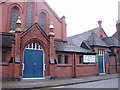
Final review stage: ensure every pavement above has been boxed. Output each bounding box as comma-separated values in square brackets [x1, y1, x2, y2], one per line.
[2, 73, 119, 90]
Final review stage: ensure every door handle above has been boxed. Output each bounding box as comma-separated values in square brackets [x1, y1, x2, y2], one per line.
[22, 63, 24, 70]
[33, 62, 36, 66]
[44, 64, 46, 71]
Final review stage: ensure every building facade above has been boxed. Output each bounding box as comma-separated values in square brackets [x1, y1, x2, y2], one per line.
[0, 0, 120, 81]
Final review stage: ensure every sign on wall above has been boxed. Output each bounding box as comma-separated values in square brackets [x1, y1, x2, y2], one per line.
[15, 57, 20, 63]
[83, 55, 95, 63]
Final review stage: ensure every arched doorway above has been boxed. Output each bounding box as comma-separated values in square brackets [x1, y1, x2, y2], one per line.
[23, 42, 44, 78]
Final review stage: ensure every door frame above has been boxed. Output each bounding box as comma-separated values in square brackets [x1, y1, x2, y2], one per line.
[22, 42, 45, 79]
[98, 50, 105, 74]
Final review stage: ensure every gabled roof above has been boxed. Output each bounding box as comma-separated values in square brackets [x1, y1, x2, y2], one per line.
[81, 40, 92, 50]
[113, 31, 120, 41]
[21, 23, 49, 41]
[68, 28, 99, 46]
[54, 41, 96, 54]
[87, 33, 108, 47]
[68, 27, 107, 47]
[103, 36, 120, 47]
[43, 0, 62, 22]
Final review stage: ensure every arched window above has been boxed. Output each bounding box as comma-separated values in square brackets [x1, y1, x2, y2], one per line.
[10, 7, 19, 30]
[26, 42, 43, 50]
[40, 12, 46, 30]
[26, 1, 33, 29]
[100, 35, 103, 38]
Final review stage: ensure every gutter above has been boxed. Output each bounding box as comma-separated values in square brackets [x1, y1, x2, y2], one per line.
[56, 50, 96, 55]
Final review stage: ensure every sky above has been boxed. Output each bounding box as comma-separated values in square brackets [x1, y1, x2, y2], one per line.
[46, 0, 119, 37]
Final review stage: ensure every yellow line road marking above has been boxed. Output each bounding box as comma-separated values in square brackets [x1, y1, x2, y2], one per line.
[29, 86, 64, 90]
[50, 86, 64, 88]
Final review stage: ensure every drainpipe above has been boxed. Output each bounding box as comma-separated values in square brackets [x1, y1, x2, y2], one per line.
[73, 53, 77, 78]
[115, 53, 118, 73]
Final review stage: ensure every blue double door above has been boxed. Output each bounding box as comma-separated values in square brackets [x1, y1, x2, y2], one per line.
[98, 56, 104, 73]
[23, 49, 44, 78]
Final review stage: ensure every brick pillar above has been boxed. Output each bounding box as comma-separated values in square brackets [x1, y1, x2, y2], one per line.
[49, 22, 57, 78]
[14, 16, 22, 78]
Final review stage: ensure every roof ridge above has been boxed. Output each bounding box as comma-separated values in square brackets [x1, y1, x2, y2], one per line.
[87, 33, 108, 46]
[68, 27, 98, 38]
[43, 0, 62, 23]
[21, 23, 49, 41]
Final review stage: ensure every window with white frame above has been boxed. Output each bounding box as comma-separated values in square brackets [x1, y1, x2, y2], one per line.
[26, 43, 43, 50]
[98, 50, 104, 56]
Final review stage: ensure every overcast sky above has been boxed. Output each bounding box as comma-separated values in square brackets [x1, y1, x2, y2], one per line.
[46, 0, 119, 37]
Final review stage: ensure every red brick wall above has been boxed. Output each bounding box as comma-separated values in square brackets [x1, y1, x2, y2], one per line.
[55, 65, 73, 76]
[1, 63, 21, 79]
[1, 64, 9, 77]
[55, 52, 98, 77]
[76, 64, 98, 75]
[96, 28, 107, 39]
[1, 1, 67, 41]
[109, 56, 117, 73]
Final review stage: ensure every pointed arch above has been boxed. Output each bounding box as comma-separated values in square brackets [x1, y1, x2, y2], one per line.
[10, 6, 19, 30]
[7, 3, 23, 31]
[39, 12, 47, 30]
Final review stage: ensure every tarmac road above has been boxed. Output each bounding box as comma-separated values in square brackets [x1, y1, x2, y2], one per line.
[30, 78, 119, 90]
[64, 78, 119, 88]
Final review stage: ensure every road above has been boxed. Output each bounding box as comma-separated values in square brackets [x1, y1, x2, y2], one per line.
[30, 78, 119, 90]
[64, 78, 118, 88]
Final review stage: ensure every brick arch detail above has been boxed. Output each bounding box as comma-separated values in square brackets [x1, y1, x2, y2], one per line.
[20, 38, 50, 76]
[8, 3, 24, 13]
[21, 38, 49, 58]
[6, 3, 23, 32]
[37, 9, 50, 17]
[37, 9, 50, 35]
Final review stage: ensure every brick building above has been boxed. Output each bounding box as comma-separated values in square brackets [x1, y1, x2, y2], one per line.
[0, 0, 120, 81]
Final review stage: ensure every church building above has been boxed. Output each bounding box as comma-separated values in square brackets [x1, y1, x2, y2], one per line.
[0, 0, 120, 81]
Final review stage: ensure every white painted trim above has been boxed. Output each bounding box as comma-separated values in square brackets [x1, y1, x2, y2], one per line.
[23, 77, 45, 80]
[31, 43, 33, 49]
[22, 77, 45, 80]
[99, 73, 106, 75]
[25, 43, 43, 50]
[103, 51, 105, 73]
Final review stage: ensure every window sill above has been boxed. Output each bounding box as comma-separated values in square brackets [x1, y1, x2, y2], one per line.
[57, 64, 72, 67]
[76, 64, 96, 67]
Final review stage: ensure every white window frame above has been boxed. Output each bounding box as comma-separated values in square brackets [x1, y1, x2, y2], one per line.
[25, 43, 43, 50]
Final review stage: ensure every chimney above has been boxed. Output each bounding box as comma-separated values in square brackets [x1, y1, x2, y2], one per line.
[116, 20, 120, 32]
[61, 15, 67, 41]
[98, 20, 102, 28]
